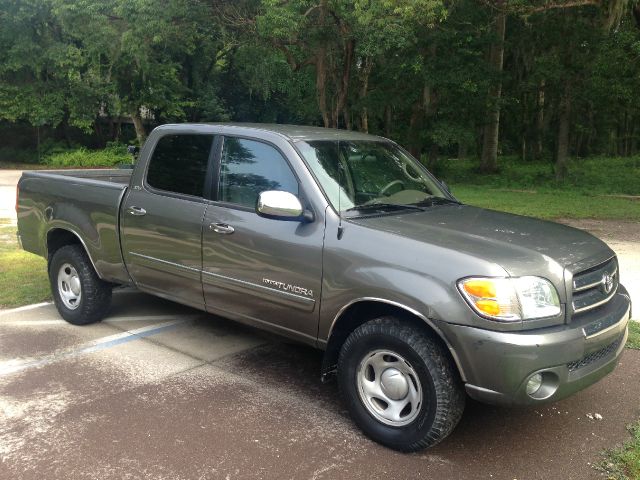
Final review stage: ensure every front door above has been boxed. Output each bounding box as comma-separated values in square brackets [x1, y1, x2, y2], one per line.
[121, 133, 214, 308]
[202, 136, 324, 343]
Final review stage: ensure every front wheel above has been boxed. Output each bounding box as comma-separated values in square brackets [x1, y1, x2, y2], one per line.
[49, 245, 112, 325]
[338, 317, 465, 452]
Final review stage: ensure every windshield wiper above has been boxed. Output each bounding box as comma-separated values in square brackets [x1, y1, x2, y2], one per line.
[345, 203, 424, 213]
[414, 197, 461, 207]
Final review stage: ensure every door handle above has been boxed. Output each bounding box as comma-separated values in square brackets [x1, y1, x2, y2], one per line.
[209, 223, 234, 234]
[127, 206, 147, 216]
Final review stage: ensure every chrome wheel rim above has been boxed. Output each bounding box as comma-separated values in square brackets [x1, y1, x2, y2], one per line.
[356, 349, 423, 427]
[57, 263, 81, 310]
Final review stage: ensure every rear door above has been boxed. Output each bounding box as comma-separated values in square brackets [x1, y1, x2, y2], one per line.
[121, 133, 215, 309]
[201, 136, 324, 343]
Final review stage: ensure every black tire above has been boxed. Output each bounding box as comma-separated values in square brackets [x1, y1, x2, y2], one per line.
[338, 316, 465, 452]
[49, 245, 112, 325]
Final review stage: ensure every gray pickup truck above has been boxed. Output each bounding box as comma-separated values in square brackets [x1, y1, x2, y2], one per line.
[17, 123, 631, 451]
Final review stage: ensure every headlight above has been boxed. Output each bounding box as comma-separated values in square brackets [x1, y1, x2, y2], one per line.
[457, 276, 561, 321]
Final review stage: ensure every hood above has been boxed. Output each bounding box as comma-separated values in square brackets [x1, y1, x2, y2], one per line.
[350, 204, 612, 275]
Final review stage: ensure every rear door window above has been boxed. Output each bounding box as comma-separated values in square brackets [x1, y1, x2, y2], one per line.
[146, 134, 214, 197]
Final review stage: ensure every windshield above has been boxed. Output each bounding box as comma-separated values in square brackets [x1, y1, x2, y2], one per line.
[297, 140, 451, 214]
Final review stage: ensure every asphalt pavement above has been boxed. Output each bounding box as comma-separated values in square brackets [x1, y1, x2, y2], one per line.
[1, 290, 639, 480]
[2, 168, 639, 479]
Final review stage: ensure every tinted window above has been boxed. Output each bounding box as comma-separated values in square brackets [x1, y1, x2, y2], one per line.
[219, 137, 298, 207]
[147, 134, 213, 197]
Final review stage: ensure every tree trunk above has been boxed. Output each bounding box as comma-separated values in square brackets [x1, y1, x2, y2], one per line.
[360, 107, 369, 133]
[359, 57, 373, 133]
[408, 103, 423, 159]
[521, 91, 528, 161]
[316, 48, 330, 128]
[555, 84, 571, 181]
[333, 38, 354, 129]
[115, 119, 122, 142]
[480, 8, 506, 173]
[131, 110, 147, 144]
[343, 108, 351, 130]
[427, 144, 439, 171]
[384, 105, 392, 137]
[315, 0, 330, 128]
[457, 142, 467, 159]
[535, 80, 546, 159]
[624, 110, 631, 156]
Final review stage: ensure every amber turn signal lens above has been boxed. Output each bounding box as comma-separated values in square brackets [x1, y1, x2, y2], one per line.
[474, 299, 501, 316]
[462, 279, 496, 299]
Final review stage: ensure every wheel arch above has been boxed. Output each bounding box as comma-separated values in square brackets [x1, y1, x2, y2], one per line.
[321, 298, 467, 383]
[46, 227, 100, 277]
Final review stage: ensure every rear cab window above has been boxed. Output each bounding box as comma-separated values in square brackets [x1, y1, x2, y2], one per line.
[146, 134, 214, 197]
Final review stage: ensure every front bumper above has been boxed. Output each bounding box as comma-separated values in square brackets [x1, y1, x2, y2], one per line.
[442, 286, 631, 406]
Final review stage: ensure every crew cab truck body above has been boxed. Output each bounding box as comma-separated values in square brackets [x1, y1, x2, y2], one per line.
[17, 124, 631, 451]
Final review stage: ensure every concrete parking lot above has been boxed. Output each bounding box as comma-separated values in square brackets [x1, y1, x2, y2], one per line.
[1, 290, 639, 480]
[0, 170, 21, 223]
[1, 168, 639, 479]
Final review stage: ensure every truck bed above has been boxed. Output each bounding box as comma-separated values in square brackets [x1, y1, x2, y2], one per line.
[17, 168, 133, 285]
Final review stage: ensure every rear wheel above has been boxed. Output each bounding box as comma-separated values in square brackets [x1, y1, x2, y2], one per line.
[338, 316, 465, 452]
[49, 245, 112, 325]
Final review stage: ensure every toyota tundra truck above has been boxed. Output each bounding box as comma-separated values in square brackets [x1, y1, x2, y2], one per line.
[16, 123, 632, 451]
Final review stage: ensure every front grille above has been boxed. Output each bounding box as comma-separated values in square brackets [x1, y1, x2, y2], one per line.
[572, 257, 618, 315]
[567, 334, 623, 372]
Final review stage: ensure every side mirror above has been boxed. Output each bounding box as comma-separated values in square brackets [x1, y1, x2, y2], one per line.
[257, 191, 310, 222]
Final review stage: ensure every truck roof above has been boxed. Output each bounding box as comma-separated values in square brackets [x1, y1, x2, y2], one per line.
[158, 123, 388, 143]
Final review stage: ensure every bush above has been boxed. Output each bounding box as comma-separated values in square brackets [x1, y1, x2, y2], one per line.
[44, 143, 131, 167]
[0, 146, 39, 164]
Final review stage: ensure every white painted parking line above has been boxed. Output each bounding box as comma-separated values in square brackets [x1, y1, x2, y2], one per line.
[0, 302, 53, 316]
[0, 314, 201, 326]
[0, 319, 67, 326]
[0, 319, 189, 376]
[103, 314, 202, 323]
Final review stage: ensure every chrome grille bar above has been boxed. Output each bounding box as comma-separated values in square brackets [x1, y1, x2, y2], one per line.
[571, 257, 618, 315]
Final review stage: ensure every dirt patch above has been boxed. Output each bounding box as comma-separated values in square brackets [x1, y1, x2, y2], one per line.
[557, 218, 640, 244]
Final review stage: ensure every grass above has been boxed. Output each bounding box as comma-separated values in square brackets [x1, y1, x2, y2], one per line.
[437, 155, 640, 221]
[598, 422, 640, 480]
[452, 186, 640, 221]
[0, 224, 50, 309]
[627, 321, 640, 350]
[595, 321, 640, 479]
[438, 156, 640, 196]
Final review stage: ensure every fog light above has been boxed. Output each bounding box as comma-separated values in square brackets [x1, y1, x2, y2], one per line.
[526, 373, 543, 396]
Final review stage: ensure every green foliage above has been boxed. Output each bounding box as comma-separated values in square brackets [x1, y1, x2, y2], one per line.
[0, 147, 39, 165]
[597, 419, 640, 480]
[44, 143, 130, 167]
[0, 0, 640, 164]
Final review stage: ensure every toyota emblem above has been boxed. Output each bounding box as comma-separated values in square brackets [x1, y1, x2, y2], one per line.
[602, 273, 614, 294]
